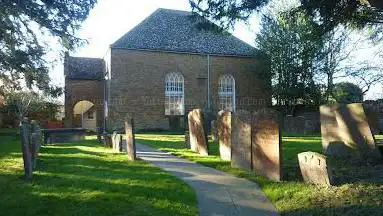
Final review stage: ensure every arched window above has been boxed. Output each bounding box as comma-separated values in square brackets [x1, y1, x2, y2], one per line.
[165, 73, 184, 115]
[218, 74, 235, 112]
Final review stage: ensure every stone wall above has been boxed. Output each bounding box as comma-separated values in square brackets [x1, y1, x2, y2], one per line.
[108, 49, 270, 130]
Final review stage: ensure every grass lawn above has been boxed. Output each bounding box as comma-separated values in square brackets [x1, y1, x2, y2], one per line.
[136, 133, 383, 216]
[0, 131, 198, 216]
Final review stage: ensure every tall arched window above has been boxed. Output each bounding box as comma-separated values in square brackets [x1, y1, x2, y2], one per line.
[218, 74, 235, 112]
[165, 73, 184, 115]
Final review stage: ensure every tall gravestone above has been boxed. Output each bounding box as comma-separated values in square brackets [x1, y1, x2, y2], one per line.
[231, 110, 252, 169]
[252, 108, 282, 181]
[30, 120, 42, 170]
[20, 118, 32, 180]
[188, 109, 209, 156]
[125, 118, 136, 161]
[320, 103, 382, 161]
[298, 152, 334, 186]
[218, 111, 232, 161]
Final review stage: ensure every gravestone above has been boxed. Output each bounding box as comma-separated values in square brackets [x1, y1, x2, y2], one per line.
[125, 118, 136, 161]
[211, 120, 218, 141]
[103, 133, 112, 148]
[320, 103, 382, 161]
[298, 152, 334, 186]
[20, 118, 32, 180]
[364, 107, 380, 135]
[42, 128, 86, 144]
[231, 110, 252, 169]
[304, 119, 316, 134]
[252, 108, 282, 181]
[112, 132, 122, 152]
[184, 114, 190, 148]
[284, 116, 306, 134]
[188, 109, 209, 156]
[184, 130, 190, 148]
[111, 132, 116, 150]
[30, 120, 42, 170]
[218, 111, 232, 161]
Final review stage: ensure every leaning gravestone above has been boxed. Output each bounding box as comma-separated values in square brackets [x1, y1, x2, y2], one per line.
[298, 152, 334, 186]
[320, 103, 382, 161]
[252, 108, 282, 181]
[125, 118, 136, 161]
[20, 118, 32, 180]
[218, 111, 232, 161]
[188, 109, 209, 156]
[231, 110, 252, 169]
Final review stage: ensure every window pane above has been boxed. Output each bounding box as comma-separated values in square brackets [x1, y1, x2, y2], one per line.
[218, 75, 235, 112]
[165, 73, 184, 115]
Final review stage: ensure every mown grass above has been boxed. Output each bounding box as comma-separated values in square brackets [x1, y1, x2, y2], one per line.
[0, 131, 198, 216]
[136, 133, 383, 216]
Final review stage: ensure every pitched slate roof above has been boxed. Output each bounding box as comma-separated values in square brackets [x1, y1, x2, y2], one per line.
[112, 8, 257, 56]
[65, 56, 104, 80]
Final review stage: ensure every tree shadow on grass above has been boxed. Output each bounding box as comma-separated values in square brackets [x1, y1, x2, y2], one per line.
[0, 139, 198, 216]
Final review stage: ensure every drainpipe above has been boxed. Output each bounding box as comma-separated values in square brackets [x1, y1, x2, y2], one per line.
[207, 54, 211, 111]
[103, 73, 107, 133]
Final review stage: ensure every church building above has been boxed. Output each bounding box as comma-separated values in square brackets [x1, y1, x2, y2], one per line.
[64, 8, 271, 131]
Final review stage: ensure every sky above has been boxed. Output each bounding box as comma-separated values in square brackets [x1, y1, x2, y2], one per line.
[50, 0, 382, 100]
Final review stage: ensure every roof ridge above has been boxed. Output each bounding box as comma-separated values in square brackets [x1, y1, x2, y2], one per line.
[156, 8, 193, 14]
[111, 8, 257, 56]
[69, 56, 103, 60]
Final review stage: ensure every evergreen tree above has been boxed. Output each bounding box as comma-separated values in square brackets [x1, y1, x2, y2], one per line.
[0, 0, 97, 96]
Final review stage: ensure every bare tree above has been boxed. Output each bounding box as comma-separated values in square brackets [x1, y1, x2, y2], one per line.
[5, 91, 41, 125]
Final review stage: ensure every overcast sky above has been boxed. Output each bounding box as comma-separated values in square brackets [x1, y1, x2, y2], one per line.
[50, 0, 382, 100]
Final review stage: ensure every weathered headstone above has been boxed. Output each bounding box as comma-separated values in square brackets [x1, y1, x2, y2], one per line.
[364, 107, 380, 135]
[320, 103, 382, 161]
[125, 118, 136, 161]
[304, 119, 316, 134]
[252, 108, 282, 181]
[218, 111, 231, 161]
[20, 118, 32, 180]
[103, 133, 112, 148]
[188, 109, 209, 156]
[284, 115, 306, 134]
[211, 120, 218, 142]
[298, 152, 334, 186]
[231, 110, 252, 169]
[30, 120, 41, 170]
[112, 131, 122, 152]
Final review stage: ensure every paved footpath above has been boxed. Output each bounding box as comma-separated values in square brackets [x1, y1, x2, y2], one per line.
[136, 143, 279, 216]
